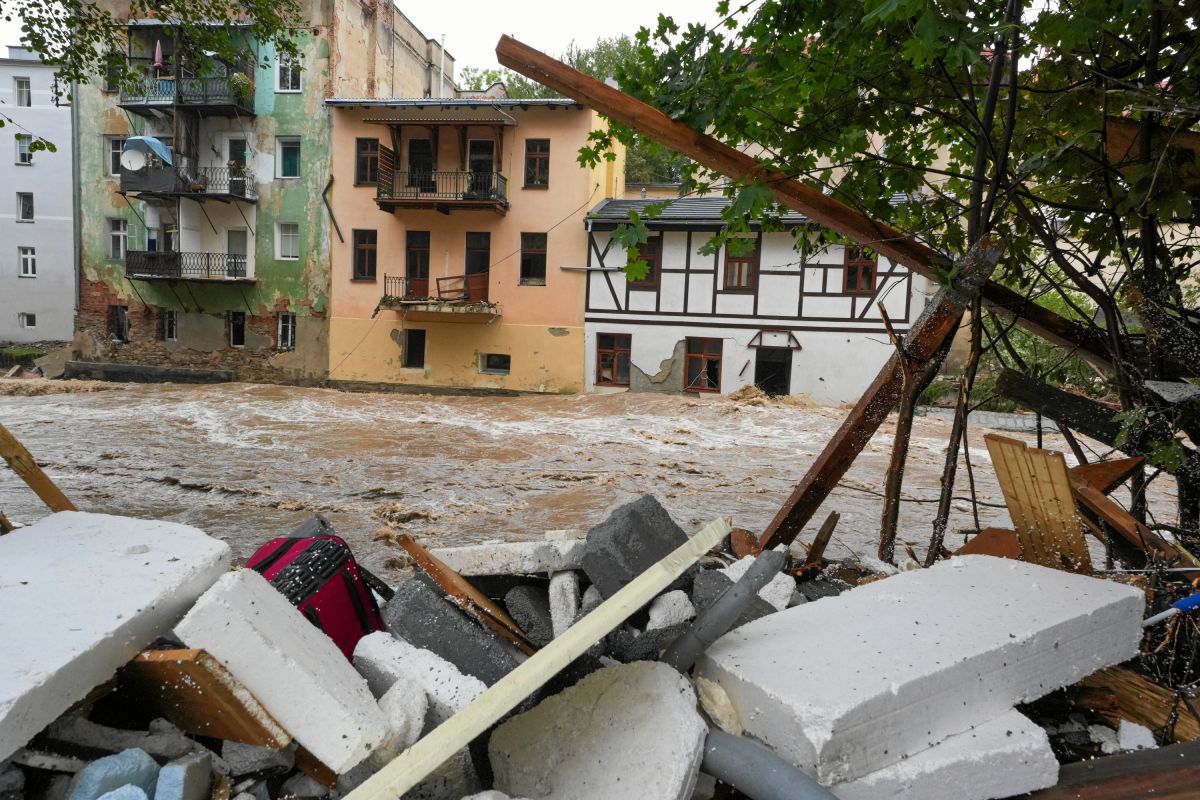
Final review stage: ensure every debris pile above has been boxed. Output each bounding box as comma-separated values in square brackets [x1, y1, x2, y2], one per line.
[2, 496, 1188, 800]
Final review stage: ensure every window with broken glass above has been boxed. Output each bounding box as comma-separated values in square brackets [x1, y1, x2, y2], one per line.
[596, 333, 631, 387]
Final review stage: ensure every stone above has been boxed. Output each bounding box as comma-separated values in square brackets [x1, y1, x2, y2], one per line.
[381, 579, 523, 687]
[490, 662, 707, 800]
[831, 710, 1058, 800]
[1117, 720, 1157, 751]
[693, 676, 742, 736]
[279, 773, 329, 799]
[174, 570, 390, 775]
[580, 585, 603, 616]
[219, 743, 293, 777]
[502, 586, 554, 648]
[353, 631, 486, 727]
[68, 749, 159, 800]
[690, 571, 774, 630]
[697, 556, 1145, 784]
[718, 557, 795, 612]
[47, 716, 194, 761]
[581, 495, 695, 599]
[378, 674, 428, 752]
[0, 513, 231, 762]
[647, 590, 696, 631]
[547, 572, 581, 639]
[153, 753, 213, 800]
[796, 578, 843, 602]
[426, 540, 585, 577]
[606, 623, 687, 663]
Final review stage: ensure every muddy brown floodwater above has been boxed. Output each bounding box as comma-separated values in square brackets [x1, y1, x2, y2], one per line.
[0, 381, 1178, 579]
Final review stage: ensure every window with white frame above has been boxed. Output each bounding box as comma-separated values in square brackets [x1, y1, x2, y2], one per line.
[276, 53, 301, 92]
[277, 222, 300, 260]
[15, 134, 32, 165]
[18, 312, 36, 328]
[107, 136, 126, 176]
[108, 218, 127, 259]
[276, 137, 300, 178]
[277, 312, 296, 351]
[18, 246, 36, 277]
[14, 77, 31, 107]
[17, 192, 33, 222]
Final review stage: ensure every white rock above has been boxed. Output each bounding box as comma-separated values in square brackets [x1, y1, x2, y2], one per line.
[647, 591, 696, 631]
[0, 512, 231, 763]
[174, 571, 389, 775]
[718, 556, 795, 611]
[697, 555, 1144, 784]
[353, 632, 485, 728]
[693, 676, 741, 735]
[428, 540, 585, 576]
[832, 710, 1058, 800]
[490, 662, 706, 800]
[1117, 720, 1158, 751]
[548, 572, 581, 638]
[378, 674, 428, 752]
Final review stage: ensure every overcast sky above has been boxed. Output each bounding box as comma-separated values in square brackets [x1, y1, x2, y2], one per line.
[1, 2, 736, 73]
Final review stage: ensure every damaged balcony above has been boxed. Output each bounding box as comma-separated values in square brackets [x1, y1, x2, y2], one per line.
[118, 76, 256, 118]
[377, 274, 499, 323]
[375, 170, 509, 215]
[121, 165, 258, 203]
[126, 251, 256, 284]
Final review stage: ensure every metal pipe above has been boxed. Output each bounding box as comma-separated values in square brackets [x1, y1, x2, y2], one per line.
[661, 549, 787, 673]
[702, 728, 837, 800]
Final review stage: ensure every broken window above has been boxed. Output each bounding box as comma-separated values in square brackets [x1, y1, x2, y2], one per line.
[160, 308, 178, 342]
[685, 337, 722, 393]
[481, 353, 511, 374]
[403, 329, 426, 368]
[628, 236, 662, 290]
[596, 333, 631, 387]
[108, 305, 128, 342]
[524, 139, 550, 187]
[723, 237, 759, 292]
[277, 312, 296, 351]
[229, 312, 246, 348]
[520, 232, 547, 285]
[355, 138, 379, 185]
[352, 230, 377, 280]
[843, 246, 877, 295]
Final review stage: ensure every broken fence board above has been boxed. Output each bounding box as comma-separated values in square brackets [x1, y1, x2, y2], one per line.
[1069, 457, 1144, 496]
[0, 422, 76, 513]
[343, 517, 733, 800]
[1072, 483, 1200, 579]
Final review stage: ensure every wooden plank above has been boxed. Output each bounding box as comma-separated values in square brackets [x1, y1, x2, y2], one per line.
[1072, 483, 1200, 578]
[1041, 447, 1093, 571]
[954, 528, 1022, 560]
[494, 35, 1114, 370]
[0, 508, 15, 534]
[1078, 667, 1200, 743]
[344, 517, 733, 800]
[395, 534, 537, 656]
[1069, 457, 1144, 496]
[295, 746, 338, 788]
[987, 435, 1044, 565]
[0, 421, 76, 513]
[1017, 739, 1200, 799]
[124, 648, 291, 749]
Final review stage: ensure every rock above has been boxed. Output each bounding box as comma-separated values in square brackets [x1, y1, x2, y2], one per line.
[580, 585, 603, 616]
[427, 540, 585, 576]
[503, 586, 554, 648]
[154, 753, 213, 800]
[718, 557, 795, 612]
[220, 743, 293, 778]
[797, 578, 842, 602]
[67, 749, 159, 800]
[490, 662, 707, 800]
[378, 674, 428, 752]
[693, 676, 741, 735]
[606, 623, 688, 663]
[690, 571, 774, 630]
[353, 632, 485, 728]
[279, 773, 329, 799]
[581, 495, 695, 599]
[547, 572, 581, 638]
[647, 591, 696, 631]
[47, 716, 194, 761]
[33, 347, 69, 380]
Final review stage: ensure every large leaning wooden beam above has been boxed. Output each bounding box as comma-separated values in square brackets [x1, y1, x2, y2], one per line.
[495, 35, 1112, 369]
[0, 422, 76, 513]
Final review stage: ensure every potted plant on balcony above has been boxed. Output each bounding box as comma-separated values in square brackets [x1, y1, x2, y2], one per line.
[228, 72, 253, 105]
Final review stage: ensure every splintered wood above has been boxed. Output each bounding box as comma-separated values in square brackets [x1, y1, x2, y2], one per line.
[985, 434, 1092, 573]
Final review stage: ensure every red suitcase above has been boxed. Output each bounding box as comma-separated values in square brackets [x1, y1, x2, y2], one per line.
[246, 515, 386, 659]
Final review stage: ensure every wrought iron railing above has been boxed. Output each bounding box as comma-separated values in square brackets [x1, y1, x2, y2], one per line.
[121, 165, 257, 200]
[126, 250, 249, 281]
[120, 76, 254, 113]
[378, 171, 508, 205]
[380, 273, 488, 304]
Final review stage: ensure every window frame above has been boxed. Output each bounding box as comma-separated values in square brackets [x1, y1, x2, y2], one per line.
[465, 231, 490, 276]
[403, 328, 426, 369]
[276, 53, 302, 93]
[480, 353, 511, 375]
[595, 332, 632, 387]
[18, 312, 36, 329]
[276, 136, 301, 179]
[277, 222, 300, 261]
[228, 311, 246, 348]
[406, 230, 430, 293]
[684, 337, 723, 393]
[352, 229, 378, 281]
[109, 305, 129, 342]
[519, 232, 547, 285]
[627, 236, 662, 291]
[160, 308, 178, 342]
[108, 218, 127, 260]
[355, 138, 380, 185]
[107, 136, 126, 177]
[15, 134, 32, 165]
[277, 312, 297, 351]
[14, 77, 31, 107]
[18, 246, 36, 277]
[842, 246, 878, 296]
[722, 236, 760, 293]
[523, 138, 550, 188]
[16, 192, 33, 222]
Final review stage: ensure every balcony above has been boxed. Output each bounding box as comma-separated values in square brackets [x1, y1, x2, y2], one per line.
[378, 274, 499, 323]
[121, 165, 257, 202]
[119, 76, 255, 117]
[126, 251, 255, 283]
[376, 171, 509, 215]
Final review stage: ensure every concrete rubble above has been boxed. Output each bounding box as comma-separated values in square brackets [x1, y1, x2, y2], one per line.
[0, 501, 1175, 800]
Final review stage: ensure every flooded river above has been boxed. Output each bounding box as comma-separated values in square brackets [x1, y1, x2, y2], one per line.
[0, 382, 1174, 579]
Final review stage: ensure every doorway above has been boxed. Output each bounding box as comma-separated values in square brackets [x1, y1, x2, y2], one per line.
[754, 347, 792, 396]
[467, 139, 496, 197]
[226, 229, 248, 278]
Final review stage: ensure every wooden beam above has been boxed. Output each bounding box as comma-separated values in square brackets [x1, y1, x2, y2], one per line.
[1017, 739, 1200, 799]
[996, 369, 1125, 445]
[494, 35, 1112, 367]
[0, 422, 76, 513]
[759, 238, 1004, 548]
[1078, 666, 1200, 743]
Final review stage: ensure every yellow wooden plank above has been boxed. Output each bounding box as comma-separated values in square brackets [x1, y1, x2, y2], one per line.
[987, 435, 1045, 566]
[1040, 448, 1092, 572]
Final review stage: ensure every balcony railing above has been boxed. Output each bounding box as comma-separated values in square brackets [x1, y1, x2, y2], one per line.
[381, 272, 490, 305]
[377, 171, 508, 206]
[126, 250, 250, 282]
[121, 165, 257, 201]
[119, 76, 255, 116]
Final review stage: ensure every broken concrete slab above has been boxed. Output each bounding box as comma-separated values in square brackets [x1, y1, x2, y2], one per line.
[426, 540, 585, 577]
[353, 632, 485, 727]
[581, 495, 695, 599]
[697, 556, 1144, 784]
[68, 749, 159, 800]
[718, 556, 795, 612]
[381, 579, 523, 686]
[378, 674, 428, 752]
[647, 590, 696, 631]
[831, 710, 1058, 800]
[154, 753, 213, 800]
[502, 586, 553, 648]
[547, 572, 581, 639]
[220, 743, 293, 777]
[490, 662, 707, 800]
[0, 512, 231, 763]
[174, 570, 390, 776]
[47, 716, 195, 761]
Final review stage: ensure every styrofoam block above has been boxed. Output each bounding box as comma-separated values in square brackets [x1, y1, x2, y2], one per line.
[1118, 720, 1157, 751]
[352, 632, 485, 727]
[831, 710, 1058, 800]
[154, 752, 213, 800]
[174, 571, 389, 775]
[0, 512, 231, 763]
[68, 749, 159, 800]
[490, 662, 706, 800]
[718, 556, 795, 612]
[697, 556, 1144, 783]
[647, 590, 696, 631]
[548, 572, 581, 638]
[427, 540, 585, 576]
